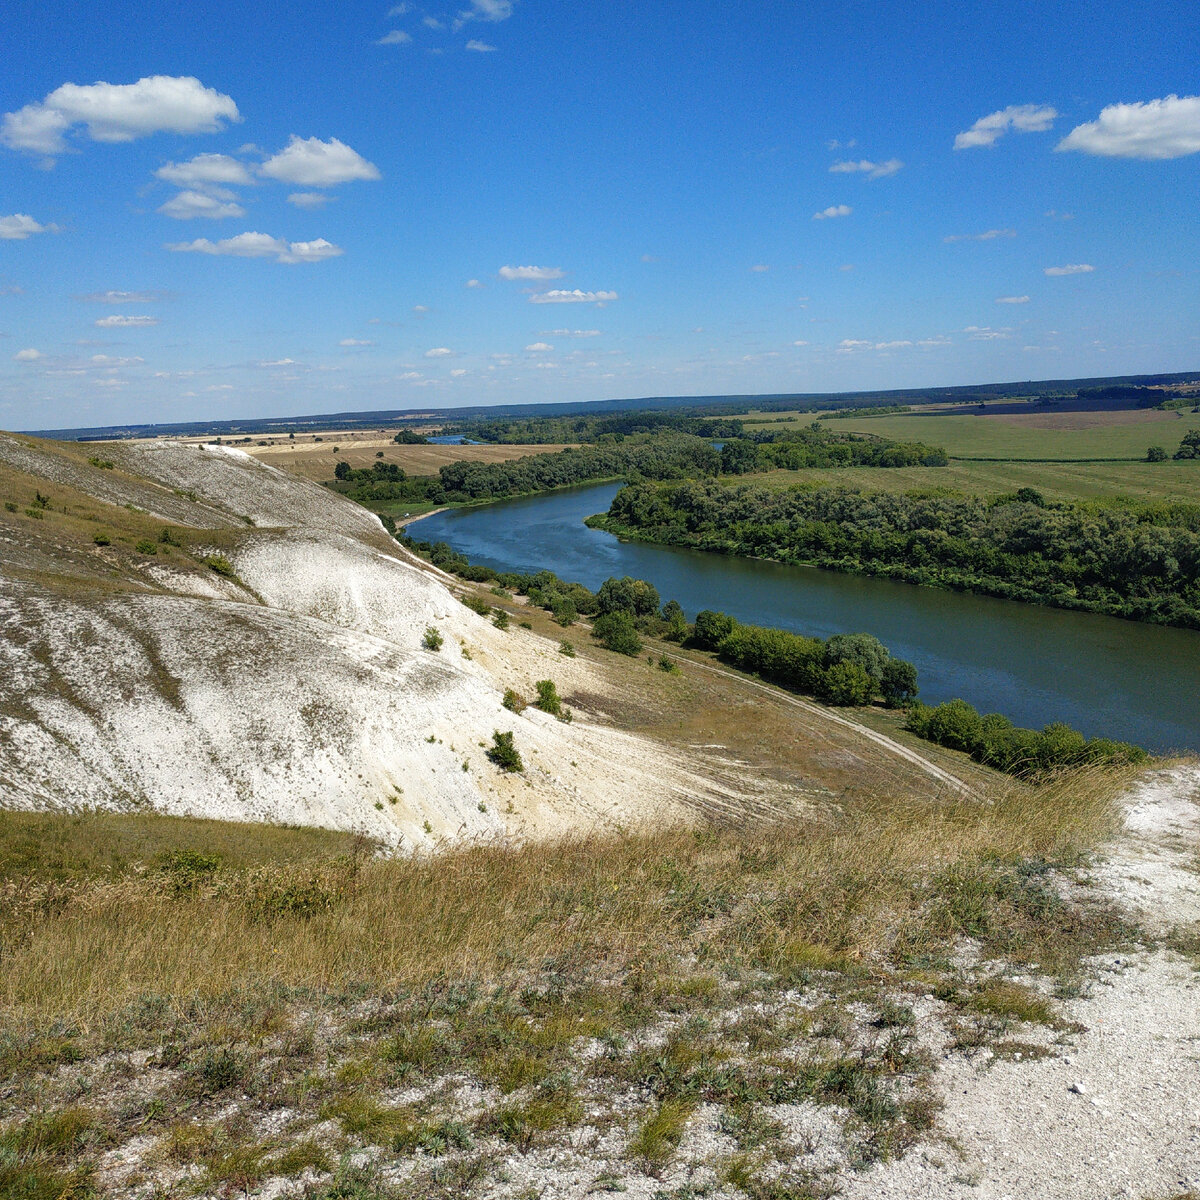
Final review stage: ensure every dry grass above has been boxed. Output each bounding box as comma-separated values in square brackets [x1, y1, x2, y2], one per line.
[0, 767, 1130, 1027]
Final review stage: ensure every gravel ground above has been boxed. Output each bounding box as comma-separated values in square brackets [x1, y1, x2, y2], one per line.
[839, 766, 1200, 1200]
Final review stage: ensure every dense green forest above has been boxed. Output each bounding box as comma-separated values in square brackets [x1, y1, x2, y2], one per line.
[592, 479, 1200, 629]
[333, 426, 949, 508]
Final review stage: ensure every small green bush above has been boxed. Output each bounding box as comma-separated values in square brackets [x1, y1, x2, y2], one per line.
[4, 501, 17, 513]
[558, 640, 576, 657]
[486, 730, 524, 773]
[135, 539, 158, 555]
[502, 689, 527, 713]
[422, 626, 444, 651]
[493, 610, 511, 630]
[534, 679, 563, 717]
[203, 554, 235, 577]
[88, 457, 115, 470]
[460, 593, 492, 616]
[158, 527, 181, 546]
[24, 508, 43, 519]
[92, 532, 111, 546]
[592, 611, 642, 656]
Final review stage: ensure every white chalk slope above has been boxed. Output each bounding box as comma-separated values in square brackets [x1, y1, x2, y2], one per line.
[0, 439, 731, 844]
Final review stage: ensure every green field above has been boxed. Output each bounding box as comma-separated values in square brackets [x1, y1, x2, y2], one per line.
[742, 408, 1200, 462]
[733, 459, 1200, 505]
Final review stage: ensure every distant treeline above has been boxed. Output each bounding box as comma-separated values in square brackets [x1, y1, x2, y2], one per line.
[437, 412, 747, 445]
[592, 480, 1200, 629]
[719, 424, 948, 473]
[332, 426, 949, 508]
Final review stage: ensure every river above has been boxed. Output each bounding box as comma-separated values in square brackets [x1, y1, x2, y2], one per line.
[416, 482, 1200, 753]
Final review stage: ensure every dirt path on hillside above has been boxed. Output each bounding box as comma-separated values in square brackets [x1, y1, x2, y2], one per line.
[840, 765, 1200, 1200]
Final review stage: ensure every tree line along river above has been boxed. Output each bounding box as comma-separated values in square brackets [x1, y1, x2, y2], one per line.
[415, 482, 1200, 755]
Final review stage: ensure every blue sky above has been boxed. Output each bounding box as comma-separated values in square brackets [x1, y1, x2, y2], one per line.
[2, 0, 1198, 430]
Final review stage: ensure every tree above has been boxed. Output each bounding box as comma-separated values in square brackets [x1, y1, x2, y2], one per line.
[1174, 431, 1200, 460]
[393, 430, 428, 444]
[486, 730, 524, 772]
[880, 658, 919, 708]
[692, 609, 736, 649]
[823, 633, 889, 685]
[595, 575, 660, 617]
[819, 661, 874, 706]
[661, 599, 689, 641]
[1147, 445, 1169, 462]
[592, 611, 642, 655]
[334, 460, 351, 480]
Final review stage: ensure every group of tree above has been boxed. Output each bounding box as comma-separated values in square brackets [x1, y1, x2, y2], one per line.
[904, 698, 1146, 773]
[718, 423, 948, 474]
[690, 610, 918, 707]
[594, 479, 1200, 629]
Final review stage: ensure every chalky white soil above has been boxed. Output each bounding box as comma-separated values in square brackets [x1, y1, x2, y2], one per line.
[0, 438, 748, 844]
[839, 766, 1200, 1200]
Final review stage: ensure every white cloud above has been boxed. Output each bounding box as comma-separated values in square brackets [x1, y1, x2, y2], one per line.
[412, 304, 429, 314]
[499, 264, 563, 280]
[466, 39, 497, 51]
[525, 342, 553, 352]
[458, 0, 513, 22]
[0, 213, 56, 239]
[792, 340, 809, 347]
[154, 153, 253, 187]
[829, 158, 903, 178]
[996, 295, 1030, 304]
[450, 367, 468, 377]
[837, 340, 872, 352]
[375, 30, 413, 45]
[1045, 209, 1074, 220]
[339, 338, 374, 347]
[813, 204, 851, 220]
[465, 278, 484, 288]
[1, 75, 240, 155]
[388, 3, 412, 13]
[750, 264, 770, 272]
[425, 347, 453, 357]
[287, 191, 333, 209]
[542, 328, 600, 337]
[166, 231, 344, 263]
[90, 354, 142, 367]
[259, 136, 380, 186]
[1044, 263, 1094, 276]
[954, 104, 1057, 150]
[875, 340, 912, 350]
[1057, 95, 1200, 159]
[528, 289, 617, 304]
[964, 325, 1011, 340]
[944, 228, 1016, 243]
[14, 348, 41, 361]
[158, 189, 245, 220]
[257, 358, 296, 367]
[78, 290, 161, 303]
[94, 314, 158, 327]
[423, 15, 444, 28]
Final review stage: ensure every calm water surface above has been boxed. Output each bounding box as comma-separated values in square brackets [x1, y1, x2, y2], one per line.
[418, 483, 1200, 753]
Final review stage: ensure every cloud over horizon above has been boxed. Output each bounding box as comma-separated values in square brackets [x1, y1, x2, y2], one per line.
[167, 232, 344, 263]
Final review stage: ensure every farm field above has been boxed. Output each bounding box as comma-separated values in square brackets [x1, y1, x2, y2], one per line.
[742, 407, 1200, 462]
[732, 459, 1200, 505]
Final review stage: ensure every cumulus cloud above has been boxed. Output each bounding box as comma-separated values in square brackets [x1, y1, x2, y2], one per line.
[528, 289, 617, 304]
[1, 75, 240, 155]
[1044, 263, 1094, 276]
[525, 342, 553, 352]
[14, 347, 41, 360]
[944, 228, 1016, 243]
[257, 358, 296, 367]
[158, 189, 245, 220]
[450, 368, 467, 377]
[339, 338, 373, 347]
[375, 30, 413, 45]
[0, 213, 57, 239]
[465, 278, 484, 288]
[466, 39, 497, 51]
[954, 104, 1058, 150]
[1057, 95, 1200, 159]
[996, 295, 1030, 304]
[287, 191, 332, 209]
[94, 314, 158, 327]
[813, 204, 851, 220]
[425, 347, 453, 357]
[829, 158, 903, 178]
[155, 153, 253, 187]
[259, 136, 380, 186]
[542, 328, 601, 337]
[78, 290, 162, 303]
[499, 264, 563, 280]
[964, 325, 1010, 340]
[166, 231, 344, 263]
[838, 338, 912, 352]
[90, 354, 142, 366]
[750, 264, 770, 272]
